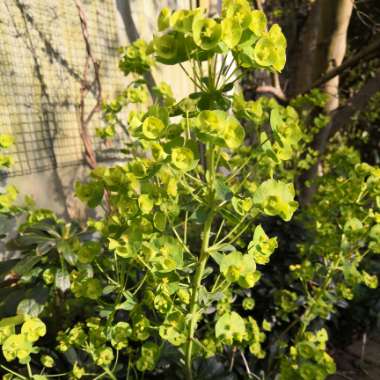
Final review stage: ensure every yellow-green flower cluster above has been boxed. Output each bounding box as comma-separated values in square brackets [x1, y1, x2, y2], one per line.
[1, 317, 46, 365]
[150, 0, 286, 72]
[281, 329, 336, 380]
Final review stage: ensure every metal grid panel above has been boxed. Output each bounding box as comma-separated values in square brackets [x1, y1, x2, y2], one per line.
[0, 0, 127, 177]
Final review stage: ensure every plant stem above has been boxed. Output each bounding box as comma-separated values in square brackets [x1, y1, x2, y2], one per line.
[26, 362, 33, 379]
[184, 102, 217, 380]
[185, 211, 214, 380]
[179, 62, 205, 91]
[296, 258, 340, 340]
[216, 54, 228, 88]
[103, 367, 117, 380]
[0, 365, 27, 380]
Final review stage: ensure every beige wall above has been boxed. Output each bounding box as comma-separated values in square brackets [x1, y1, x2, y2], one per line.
[1, 0, 216, 217]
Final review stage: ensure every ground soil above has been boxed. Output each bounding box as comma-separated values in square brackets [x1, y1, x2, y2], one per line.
[329, 334, 380, 380]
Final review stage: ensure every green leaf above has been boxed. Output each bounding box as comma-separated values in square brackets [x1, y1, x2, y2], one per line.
[11, 256, 41, 277]
[84, 278, 103, 300]
[219, 251, 257, 288]
[222, 0, 252, 28]
[158, 7, 171, 31]
[343, 218, 363, 233]
[221, 82, 234, 93]
[223, 117, 245, 149]
[77, 241, 101, 264]
[215, 311, 246, 344]
[196, 110, 227, 145]
[142, 116, 165, 140]
[149, 236, 184, 272]
[75, 181, 104, 208]
[153, 211, 167, 232]
[215, 178, 233, 201]
[254, 36, 277, 67]
[369, 224, 380, 253]
[138, 194, 154, 214]
[57, 240, 77, 266]
[151, 142, 167, 161]
[111, 322, 132, 350]
[268, 25, 287, 71]
[2, 333, 34, 363]
[369, 224, 380, 242]
[55, 268, 71, 292]
[159, 311, 187, 346]
[269, 24, 286, 49]
[170, 9, 200, 33]
[136, 341, 160, 372]
[171, 147, 196, 172]
[193, 17, 222, 50]
[119, 39, 154, 76]
[231, 196, 252, 215]
[248, 10, 267, 37]
[253, 179, 298, 221]
[0, 315, 24, 328]
[153, 32, 188, 65]
[221, 17, 242, 49]
[0, 134, 14, 148]
[248, 225, 278, 265]
[17, 299, 44, 317]
[108, 234, 138, 259]
[116, 293, 136, 311]
[270, 107, 284, 136]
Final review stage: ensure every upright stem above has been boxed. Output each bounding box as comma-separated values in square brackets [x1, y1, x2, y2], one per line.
[26, 362, 33, 378]
[185, 147, 216, 380]
[296, 259, 340, 340]
[103, 367, 117, 380]
[185, 211, 214, 380]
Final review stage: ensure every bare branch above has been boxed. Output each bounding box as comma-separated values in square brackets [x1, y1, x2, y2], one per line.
[255, 0, 264, 11]
[307, 34, 380, 92]
[329, 68, 380, 137]
[299, 68, 380, 205]
[256, 85, 287, 102]
[74, 0, 102, 170]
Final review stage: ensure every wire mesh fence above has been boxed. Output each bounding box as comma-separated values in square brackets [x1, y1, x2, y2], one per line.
[0, 0, 127, 177]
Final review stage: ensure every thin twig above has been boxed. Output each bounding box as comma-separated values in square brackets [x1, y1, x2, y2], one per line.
[307, 34, 380, 92]
[255, 0, 264, 11]
[74, 0, 102, 170]
[229, 346, 237, 372]
[256, 85, 287, 102]
[240, 350, 262, 380]
[360, 332, 367, 364]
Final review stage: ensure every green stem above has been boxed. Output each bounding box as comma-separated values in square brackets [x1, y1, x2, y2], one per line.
[179, 62, 205, 91]
[26, 362, 33, 379]
[103, 367, 117, 380]
[185, 143, 215, 379]
[0, 365, 27, 380]
[185, 211, 214, 380]
[216, 54, 228, 88]
[211, 213, 250, 249]
[207, 57, 215, 92]
[296, 258, 341, 340]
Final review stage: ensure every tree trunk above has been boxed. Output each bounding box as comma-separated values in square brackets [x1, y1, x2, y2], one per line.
[291, 1, 322, 96]
[298, 0, 353, 205]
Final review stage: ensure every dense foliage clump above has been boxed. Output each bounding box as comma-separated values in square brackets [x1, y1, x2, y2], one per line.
[0, 1, 379, 379]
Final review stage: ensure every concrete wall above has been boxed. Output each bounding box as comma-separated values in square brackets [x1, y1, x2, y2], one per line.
[1, 0, 217, 218]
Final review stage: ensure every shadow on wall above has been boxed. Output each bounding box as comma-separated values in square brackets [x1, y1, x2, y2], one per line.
[2, 0, 121, 219]
[11, 0, 69, 218]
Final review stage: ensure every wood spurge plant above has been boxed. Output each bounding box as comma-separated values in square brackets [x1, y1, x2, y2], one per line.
[0, 1, 379, 380]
